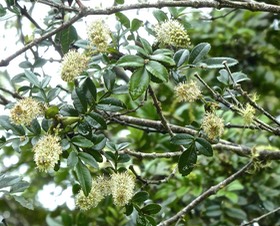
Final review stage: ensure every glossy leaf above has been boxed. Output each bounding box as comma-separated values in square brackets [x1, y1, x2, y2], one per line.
[132, 191, 149, 204]
[140, 37, 153, 55]
[129, 67, 150, 100]
[170, 133, 194, 145]
[115, 12, 130, 28]
[81, 77, 97, 104]
[178, 145, 197, 176]
[55, 25, 78, 54]
[75, 160, 92, 196]
[152, 9, 168, 22]
[78, 152, 99, 169]
[141, 203, 162, 215]
[10, 181, 30, 193]
[97, 97, 126, 112]
[71, 136, 94, 148]
[145, 61, 168, 82]
[13, 196, 34, 210]
[67, 151, 78, 168]
[24, 69, 41, 87]
[0, 175, 21, 189]
[189, 43, 211, 64]
[117, 55, 145, 68]
[149, 54, 175, 67]
[72, 87, 87, 113]
[174, 49, 190, 67]
[195, 137, 213, 157]
[86, 112, 107, 129]
[197, 57, 238, 69]
[131, 18, 143, 32]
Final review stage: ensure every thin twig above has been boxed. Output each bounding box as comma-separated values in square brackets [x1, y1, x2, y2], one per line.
[158, 160, 253, 226]
[240, 206, 280, 226]
[120, 149, 181, 158]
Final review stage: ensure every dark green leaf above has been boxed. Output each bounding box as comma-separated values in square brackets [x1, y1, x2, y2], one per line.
[197, 57, 238, 69]
[26, 119, 41, 135]
[13, 196, 34, 210]
[19, 61, 32, 68]
[232, 72, 250, 83]
[152, 9, 168, 22]
[125, 45, 148, 57]
[47, 87, 61, 102]
[178, 145, 197, 176]
[115, 12, 130, 28]
[149, 54, 175, 67]
[131, 18, 143, 32]
[174, 49, 190, 67]
[90, 150, 103, 162]
[141, 203, 162, 215]
[0, 116, 25, 136]
[103, 69, 116, 91]
[146, 61, 168, 82]
[117, 55, 145, 68]
[86, 112, 107, 129]
[0, 4, 6, 17]
[132, 191, 149, 204]
[71, 135, 94, 148]
[55, 25, 78, 54]
[129, 67, 150, 100]
[189, 43, 211, 64]
[78, 152, 99, 169]
[92, 135, 107, 151]
[24, 69, 41, 87]
[97, 97, 126, 112]
[81, 77, 96, 104]
[41, 76, 51, 88]
[195, 138, 213, 157]
[217, 69, 230, 85]
[33, 58, 47, 68]
[225, 208, 247, 220]
[170, 133, 194, 145]
[140, 38, 152, 55]
[67, 151, 79, 168]
[60, 105, 79, 116]
[72, 87, 88, 113]
[115, 0, 124, 4]
[75, 160, 92, 196]
[125, 203, 134, 216]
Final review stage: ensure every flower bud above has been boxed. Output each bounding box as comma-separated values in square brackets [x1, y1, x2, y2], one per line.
[174, 80, 201, 102]
[201, 112, 224, 140]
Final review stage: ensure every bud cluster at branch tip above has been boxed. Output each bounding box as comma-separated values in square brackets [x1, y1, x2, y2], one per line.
[10, 97, 43, 126]
[61, 50, 89, 82]
[87, 19, 111, 53]
[201, 112, 224, 140]
[154, 20, 191, 48]
[242, 103, 255, 125]
[175, 80, 201, 102]
[33, 135, 62, 172]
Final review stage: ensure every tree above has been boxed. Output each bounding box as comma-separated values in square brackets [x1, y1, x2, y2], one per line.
[0, 0, 280, 225]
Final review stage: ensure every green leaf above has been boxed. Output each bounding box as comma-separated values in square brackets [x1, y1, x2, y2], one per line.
[197, 57, 238, 69]
[97, 97, 126, 112]
[232, 71, 250, 84]
[170, 134, 194, 145]
[46, 214, 63, 226]
[178, 145, 197, 176]
[140, 38, 153, 55]
[33, 57, 47, 68]
[71, 135, 94, 148]
[75, 160, 92, 196]
[78, 152, 99, 169]
[81, 77, 97, 104]
[174, 49, 190, 67]
[125, 203, 134, 216]
[10, 181, 30, 193]
[67, 151, 78, 168]
[129, 67, 150, 100]
[92, 135, 107, 151]
[117, 55, 145, 68]
[0, 4, 6, 17]
[41, 75, 51, 88]
[115, 12, 130, 28]
[103, 69, 116, 91]
[26, 119, 41, 135]
[132, 191, 149, 204]
[86, 112, 107, 129]
[0, 175, 21, 189]
[24, 69, 41, 87]
[189, 43, 211, 64]
[13, 196, 34, 210]
[0, 116, 25, 135]
[141, 203, 162, 215]
[125, 45, 148, 57]
[55, 25, 78, 54]
[60, 105, 79, 117]
[45, 105, 59, 119]
[115, 0, 124, 4]
[149, 54, 175, 67]
[72, 87, 87, 113]
[195, 138, 213, 157]
[225, 208, 247, 220]
[145, 61, 168, 82]
[131, 18, 143, 32]
[152, 9, 168, 22]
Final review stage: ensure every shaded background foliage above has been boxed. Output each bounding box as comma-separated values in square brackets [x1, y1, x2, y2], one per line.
[0, 1, 280, 226]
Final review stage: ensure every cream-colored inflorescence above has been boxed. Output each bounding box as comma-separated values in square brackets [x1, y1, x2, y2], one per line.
[33, 135, 62, 172]
[76, 180, 105, 211]
[87, 20, 111, 53]
[10, 97, 42, 126]
[154, 20, 191, 48]
[242, 103, 255, 125]
[110, 172, 135, 207]
[201, 112, 224, 140]
[175, 80, 201, 102]
[61, 50, 89, 82]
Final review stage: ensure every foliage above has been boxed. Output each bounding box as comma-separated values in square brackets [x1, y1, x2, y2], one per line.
[0, 1, 280, 226]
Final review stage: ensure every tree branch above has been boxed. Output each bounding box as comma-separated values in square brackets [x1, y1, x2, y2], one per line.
[158, 160, 253, 226]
